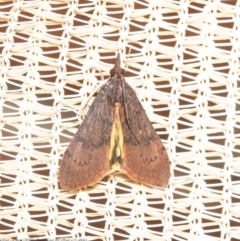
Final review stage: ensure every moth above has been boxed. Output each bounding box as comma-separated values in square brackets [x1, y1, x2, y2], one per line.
[59, 53, 170, 190]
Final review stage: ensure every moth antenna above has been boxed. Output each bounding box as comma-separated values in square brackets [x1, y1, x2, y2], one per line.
[118, 53, 140, 145]
[124, 47, 132, 75]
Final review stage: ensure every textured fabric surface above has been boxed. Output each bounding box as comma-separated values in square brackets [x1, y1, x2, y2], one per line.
[0, 0, 240, 240]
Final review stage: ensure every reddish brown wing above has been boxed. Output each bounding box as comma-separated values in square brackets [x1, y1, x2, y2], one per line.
[59, 84, 113, 190]
[121, 81, 170, 187]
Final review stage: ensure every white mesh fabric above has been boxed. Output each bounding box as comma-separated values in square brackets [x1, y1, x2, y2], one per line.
[0, 0, 240, 240]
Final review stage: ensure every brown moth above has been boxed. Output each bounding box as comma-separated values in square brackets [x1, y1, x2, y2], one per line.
[59, 53, 170, 190]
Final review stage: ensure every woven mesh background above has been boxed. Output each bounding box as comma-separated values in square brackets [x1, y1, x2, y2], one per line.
[1, 0, 240, 240]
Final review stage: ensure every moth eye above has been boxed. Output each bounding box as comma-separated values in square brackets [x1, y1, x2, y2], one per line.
[110, 68, 115, 76]
[121, 68, 125, 75]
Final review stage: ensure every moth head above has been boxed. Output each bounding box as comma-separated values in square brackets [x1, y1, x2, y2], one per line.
[110, 53, 125, 77]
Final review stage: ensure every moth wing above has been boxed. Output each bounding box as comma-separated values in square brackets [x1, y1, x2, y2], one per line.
[121, 82, 170, 187]
[59, 84, 113, 190]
